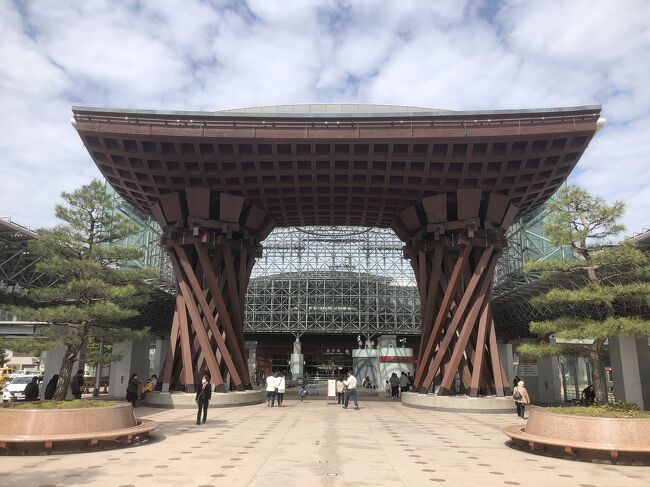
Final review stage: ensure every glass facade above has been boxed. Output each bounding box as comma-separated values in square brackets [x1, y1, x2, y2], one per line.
[245, 227, 419, 335]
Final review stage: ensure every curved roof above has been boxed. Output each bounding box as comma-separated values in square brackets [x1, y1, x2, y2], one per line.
[72, 104, 601, 230]
[218, 103, 454, 115]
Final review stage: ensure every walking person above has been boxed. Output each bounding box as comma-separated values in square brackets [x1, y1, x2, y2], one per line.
[399, 371, 411, 394]
[70, 370, 84, 400]
[44, 374, 58, 400]
[265, 371, 277, 407]
[513, 380, 530, 419]
[195, 374, 212, 424]
[298, 384, 308, 402]
[342, 370, 359, 410]
[384, 380, 391, 398]
[389, 372, 400, 399]
[276, 372, 286, 406]
[126, 373, 139, 407]
[336, 377, 345, 404]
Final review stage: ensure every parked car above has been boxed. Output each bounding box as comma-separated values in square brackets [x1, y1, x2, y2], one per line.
[0, 367, 15, 390]
[2, 375, 41, 402]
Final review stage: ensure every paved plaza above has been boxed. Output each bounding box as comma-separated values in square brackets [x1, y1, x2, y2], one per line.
[1, 399, 648, 487]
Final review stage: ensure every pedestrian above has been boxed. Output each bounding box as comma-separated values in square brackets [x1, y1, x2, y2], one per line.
[195, 374, 212, 424]
[24, 376, 40, 401]
[513, 380, 530, 419]
[276, 372, 286, 406]
[149, 374, 158, 390]
[70, 370, 84, 400]
[399, 371, 411, 394]
[298, 384, 308, 402]
[384, 380, 391, 398]
[265, 371, 277, 407]
[512, 375, 520, 390]
[389, 372, 400, 398]
[126, 373, 140, 407]
[342, 370, 359, 410]
[44, 374, 59, 400]
[336, 377, 345, 404]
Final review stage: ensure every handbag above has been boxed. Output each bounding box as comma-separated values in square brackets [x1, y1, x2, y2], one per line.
[513, 389, 522, 401]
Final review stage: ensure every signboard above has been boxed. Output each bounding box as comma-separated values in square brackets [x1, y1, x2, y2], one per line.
[379, 356, 414, 363]
[518, 359, 538, 377]
[327, 379, 336, 398]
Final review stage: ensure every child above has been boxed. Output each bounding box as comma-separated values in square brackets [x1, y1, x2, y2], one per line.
[298, 384, 308, 402]
[384, 380, 391, 398]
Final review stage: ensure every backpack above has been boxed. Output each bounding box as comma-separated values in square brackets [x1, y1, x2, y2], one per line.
[513, 389, 522, 401]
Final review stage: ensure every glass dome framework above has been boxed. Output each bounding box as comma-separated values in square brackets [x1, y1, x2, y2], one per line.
[246, 227, 419, 335]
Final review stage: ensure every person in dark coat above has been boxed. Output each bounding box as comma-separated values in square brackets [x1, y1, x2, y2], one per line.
[24, 376, 40, 401]
[195, 374, 212, 425]
[44, 374, 59, 400]
[126, 373, 139, 407]
[70, 370, 84, 399]
[389, 372, 400, 399]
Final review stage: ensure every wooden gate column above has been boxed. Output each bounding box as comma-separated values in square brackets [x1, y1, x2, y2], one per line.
[154, 190, 274, 392]
[393, 190, 519, 397]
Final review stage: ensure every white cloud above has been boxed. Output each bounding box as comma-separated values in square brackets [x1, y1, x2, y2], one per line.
[0, 0, 648, 236]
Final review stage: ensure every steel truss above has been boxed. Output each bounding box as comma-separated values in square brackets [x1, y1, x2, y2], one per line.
[246, 227, 419, 336]
[0, 217, 50, 297]
[493, 205, 573, 295]
[108, 187, 174, 293]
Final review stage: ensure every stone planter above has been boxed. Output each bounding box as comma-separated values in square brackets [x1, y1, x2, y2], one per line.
[401, 391, 516, 413]
[0, 402, 156, 454]
[144, 389, 264, 408]
[504, 405, 650, 464]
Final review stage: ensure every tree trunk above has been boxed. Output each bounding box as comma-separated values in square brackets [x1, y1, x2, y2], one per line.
[53, 325, 87, 400]
[584, 266, 611, 405]
[589, 338, 608, 405]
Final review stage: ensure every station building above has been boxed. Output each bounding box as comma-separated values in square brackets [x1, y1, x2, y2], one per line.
[3, 104, 648, 408]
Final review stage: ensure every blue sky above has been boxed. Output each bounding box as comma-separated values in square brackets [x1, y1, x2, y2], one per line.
[1, 0, 649, 235]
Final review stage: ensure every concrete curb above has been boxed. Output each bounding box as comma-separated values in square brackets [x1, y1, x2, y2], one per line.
[401, 392, 517, 414]
[144, 390, 265, 409]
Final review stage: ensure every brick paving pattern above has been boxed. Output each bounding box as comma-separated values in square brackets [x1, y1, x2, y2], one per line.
[1, 399, 648, 486]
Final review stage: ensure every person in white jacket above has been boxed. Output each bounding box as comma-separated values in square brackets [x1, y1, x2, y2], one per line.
[276, 372, 286, 407]
[265, 372, 277, 407]
[342, 370, 359, 410]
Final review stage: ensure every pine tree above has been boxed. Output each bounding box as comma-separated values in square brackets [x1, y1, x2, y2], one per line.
[5, 180, 156, 400]
[518, 185, 650, 405]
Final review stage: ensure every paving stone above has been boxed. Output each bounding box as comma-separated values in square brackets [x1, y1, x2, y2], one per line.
[1, 402, 647, 487]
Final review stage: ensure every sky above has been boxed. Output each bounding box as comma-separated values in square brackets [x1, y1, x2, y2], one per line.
[1, 0, 649, 235]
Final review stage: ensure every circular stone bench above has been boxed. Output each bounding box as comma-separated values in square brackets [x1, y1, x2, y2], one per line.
[144, 389, 264, 408]
[504, 406, 650, 464]
[401, 391, 517, 413]
[0, 402, 156, 454]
